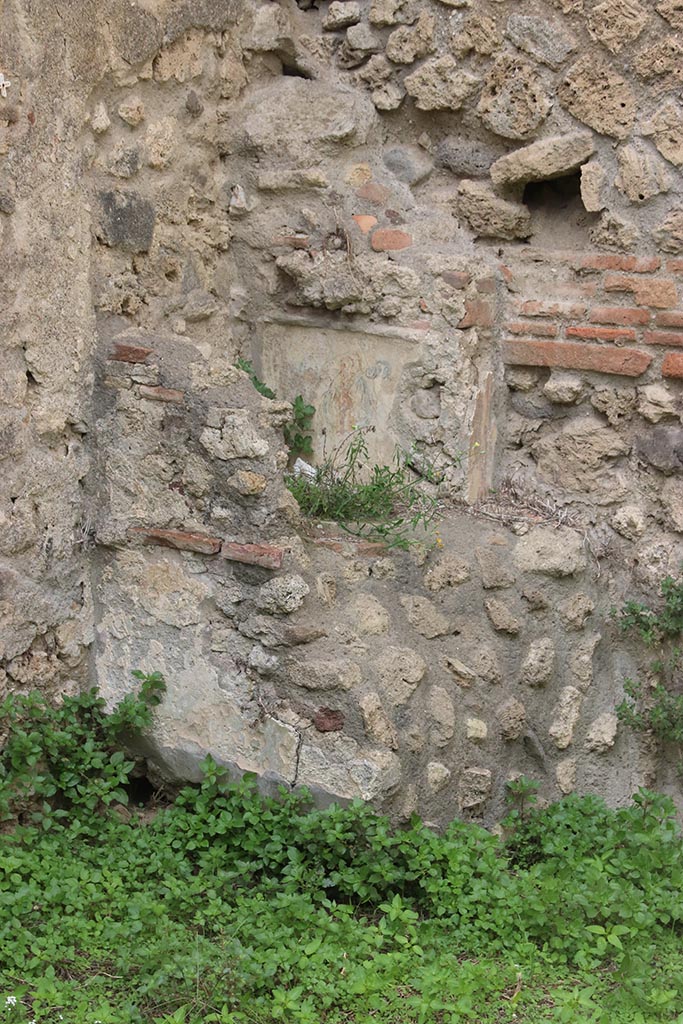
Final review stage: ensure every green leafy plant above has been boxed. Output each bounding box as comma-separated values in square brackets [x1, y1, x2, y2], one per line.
[286, 426, 439, 550]
[0, 670, 165, 823]
[1, 682, 683, 1022]
[235, 358, 315, 459]
[614, 573, 683, 771]
[283, 394, 315, 459]
[234, 357, 276, 400]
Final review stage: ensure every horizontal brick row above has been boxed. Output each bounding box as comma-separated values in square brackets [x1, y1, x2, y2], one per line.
[502, 338, 652, 377]
[129, 527, 284, 568]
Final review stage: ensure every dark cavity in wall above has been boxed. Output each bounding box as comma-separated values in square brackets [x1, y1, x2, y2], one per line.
[523, 171, 598, 250]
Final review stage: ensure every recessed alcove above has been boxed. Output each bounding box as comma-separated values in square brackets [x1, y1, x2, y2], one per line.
[522, 171, 598, 249]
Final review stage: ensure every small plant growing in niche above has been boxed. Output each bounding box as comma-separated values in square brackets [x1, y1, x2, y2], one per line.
[235, 357, 314, 460]
[286, 425, 440, 550]
[614, 572, 683, 774]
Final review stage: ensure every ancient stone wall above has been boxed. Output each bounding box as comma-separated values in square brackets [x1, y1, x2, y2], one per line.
[2, 0, 683, 825]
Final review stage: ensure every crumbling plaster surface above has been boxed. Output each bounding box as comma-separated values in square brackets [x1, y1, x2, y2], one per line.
[2, 0, 683, 824]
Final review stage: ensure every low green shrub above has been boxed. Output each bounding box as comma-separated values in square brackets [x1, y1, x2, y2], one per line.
[286, 426, 440, 549]
[0, 684, 682, 1023]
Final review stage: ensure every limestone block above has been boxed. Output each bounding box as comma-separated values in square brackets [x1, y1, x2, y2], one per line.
[458, 767, 492, 809]
[657, 0, 683, 28]
[137, 560, 210, 628]
[556, 757, 576, 794]
[299, 660, 362, 691]
[634, 38, 683, 84]
[426, 761, 451, 792]
[428, 686, 455, 747]
[118, 95, 145, 126]
[559, 57, 636, 139]
[400, 595, 451, 638]
[386, 11, 435, 63]
[90, 102, 111, 134]
[227, 470, 267, 496]
[257, 575, 309, 615]
[372, 82, 405, 110]
[323, 2, 361, 30]
[662, 477, 683, 531]
[590, 212, 639, 251]
[549, 686, 583, 749]
[531, 418, 630, 500]
[643, 101, 683, 168]
[580, 161, 607, 212]
[505, 14, 576, 68]
[424, 554, 471, 591]
[591, 387, 636, 427]
[457, 181, 531, 241]
[615, 146, 670, 204]
[348, 594, 391, 635]
[339, 23, 383, 66]
[360, 692, 398, 749]
[568, 633, 601, 691]
[655, 209, 683, 254]
[466, 718, 488, 742]
[377, 646, 427, 705]
[490, 132, 595, 187]
[243, 78, 376, 159]
[154, 29, 206, 82]
[497, 698, 527, 740]
[452, 14, 501, 58]
[637, 384, 678, 423]
[200, 410, 269, 460]
[559, 594, 594, 632]
[145, 118, 177, 170]
[477, 55, 551, 140]
[444, 656, 477, 688]
[475, 546, 515, 589]
[543, 371, 584, 404]
[514, 526, 586, 578]
[587, 0, 649, 53]
[585, 712, 618, 753]
[404, 56, 479, 111]
[369, 0, 419, 25]
[485, 597, 522, 635]
[520, 638, 555, 687]
[472, 647, 502, 685]
[383, 144, 433, 185]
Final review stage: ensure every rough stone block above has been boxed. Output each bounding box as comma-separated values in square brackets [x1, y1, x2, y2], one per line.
[490, 131, 595, 187]
[457, 181, 531, 240]
[559, 56, 636, 139]
[96, 190, 156, 253]
[477, 54, 551, 140]
[404, 56, 479, 111]
[514, 526, 586, 577]
[505, 14, 576, 68]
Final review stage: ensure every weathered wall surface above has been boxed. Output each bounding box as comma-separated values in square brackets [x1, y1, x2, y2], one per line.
[2, 0, 683, 824]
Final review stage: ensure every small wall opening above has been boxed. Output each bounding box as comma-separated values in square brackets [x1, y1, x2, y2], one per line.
[523, 170, 598, 250]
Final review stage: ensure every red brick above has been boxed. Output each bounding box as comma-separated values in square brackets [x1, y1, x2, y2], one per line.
[352, 214, 377, 234]
[644, 330, 683, 347]
[662, 352, 683, 378]
[579, 254, 661, 273]
[590, 306, 650, 326]
[442, 270, 471, 289]
[221, 541, 284, 570]
[130, 527, 221, 554]
[458, 299, 494, 329]
[354, 541, 388, 556]
[603, 274, 677, 308]
[313, 708, 345, 733]
[109, 342, 153, 363]
[667, 259, 683, 274]
[566, 325, 637, 342]
[508, 321, 558, 337]
[370, 228, 412, 252]
[502, 338, 652, 377]
[498, 264, 514, 287]
[656, 311, 683, 328]
[518, 300, 586, 319]
[476, 276, 497, 294]
[271, 234, 310, 248]
[356, 182, 390, 204]
[138, 385, 184, 403]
